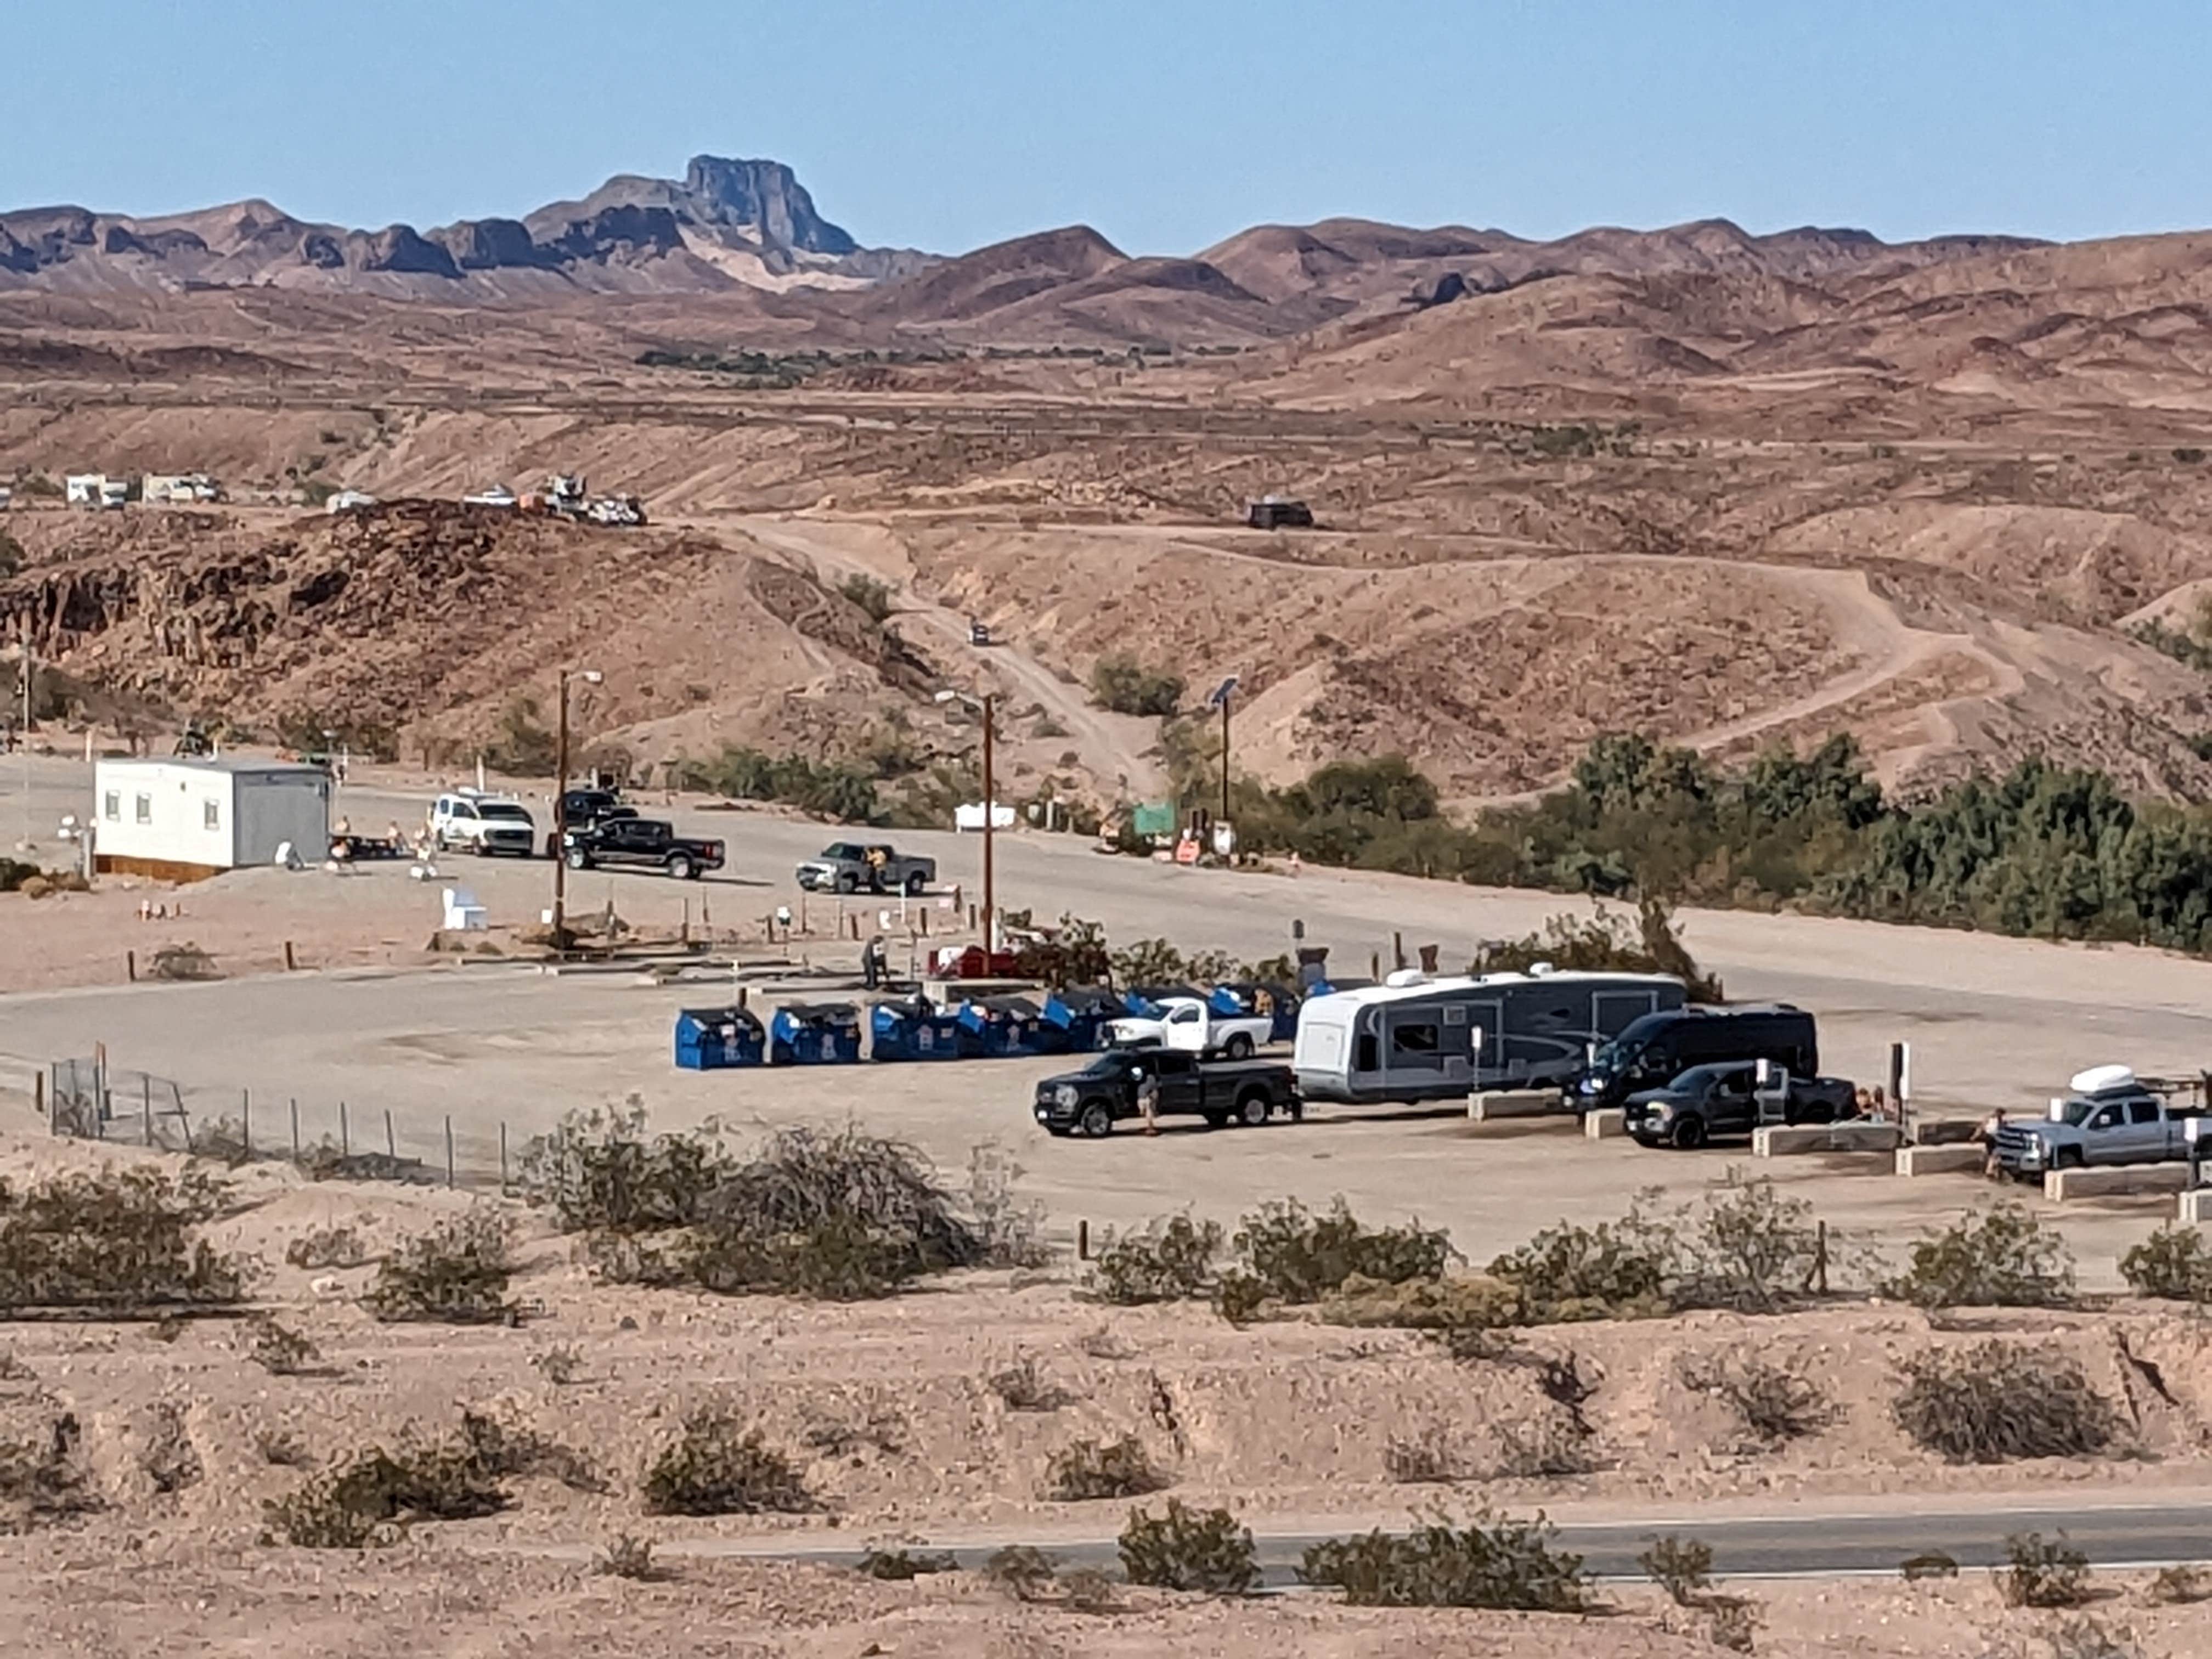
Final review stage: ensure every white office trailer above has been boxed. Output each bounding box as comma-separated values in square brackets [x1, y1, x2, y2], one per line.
[92, 757, 331, 880]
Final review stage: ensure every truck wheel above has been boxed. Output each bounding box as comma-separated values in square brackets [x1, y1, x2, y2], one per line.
[905, 871, 928, 896]
[566, 848, 590, 871]
[1671, 1115, 1708, 1151]
[1077, 1102, 1113, 1139]
[1203, 1110, 1229, 1130]
[2058, 1147, 2085, 1170]
[667, 853, 695, 881]
[835, 871, 858, 894]
[1224, 1034, 1254, 1061]
[1235, 1090, 1270, 1127]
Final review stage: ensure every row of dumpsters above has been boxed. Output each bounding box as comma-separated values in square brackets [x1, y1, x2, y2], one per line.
[673, 984, 1305, 1071]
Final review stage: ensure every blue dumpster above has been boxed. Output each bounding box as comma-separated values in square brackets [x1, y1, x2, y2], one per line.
[1040, 986, 1127, 1052]
[674, 1005, 766, 1070]
[770, 1001, 864, 1065]
[868, 996, 968, 1062]
[1124, 983, 1205, 1019]
[957, 995, 1046, 1058]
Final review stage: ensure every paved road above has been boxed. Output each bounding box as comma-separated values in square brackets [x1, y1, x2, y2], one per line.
[627, 1498, 2212, 1584]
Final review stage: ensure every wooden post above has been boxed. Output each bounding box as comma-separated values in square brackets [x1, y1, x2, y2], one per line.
[339, 1100, 349, 1158]
[241, 1088, 251, 1158]
[284, 940, 296, 971]
[290, 1097, 300, 1158]
[1077, 1219, 1090, 1261]
[126, 950, 136, 982]
[384, 1109, 396, 1159]
[444, 1115, 455, 1189]
[35, 1071, 46, 1134]
[142, 1075, 151, 1146]
[499, 1121, 509, 1191]
[1393, 932, 1406, 973]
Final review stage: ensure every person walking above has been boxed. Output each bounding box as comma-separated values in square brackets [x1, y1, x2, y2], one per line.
[1137, 1064, 1162, 1137]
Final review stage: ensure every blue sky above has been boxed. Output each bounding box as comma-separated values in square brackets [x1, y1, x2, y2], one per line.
[5, 0, 2204, 255]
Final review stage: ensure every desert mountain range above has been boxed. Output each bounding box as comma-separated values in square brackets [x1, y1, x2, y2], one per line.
[8, 155, 2212, 810]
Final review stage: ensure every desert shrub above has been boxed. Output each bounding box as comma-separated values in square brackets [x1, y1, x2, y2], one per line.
[1891, 1200, 2075, 1308]
[1385, 1425, 1475, 1484]
[1299, 1508, 1589, 1611]
[242, 1314, 320, 1376]
[484, 695, 557, 775]
[988, 1353, 1069, 1412]
[1894, 1343, 2119, 1463]
[856, 1544, 958, 1579]
[596, 1533, 668, 1581]
[1683, 1355, 1832, 1446]
[150, 941, 221, 980]
[1471, 901, 1725, 1003]
[1089, 1216, 1222, 1304]
[1674, 1175, 1825, 1312]
[802, 1406, 906, 1457]
[2119, 1224, 2212, 1304]
[1486, 1212, 1671, 1322]
[362, 1209, 517, 1324]
[518, 1102, 734, 1233]
[1491, 1415, 1598, 1478]
[1078, 1324, 1136, 1360]
[983, 1543, 1059, 1601]
[838, 572, 894, 622]
[137, 1399, 202, 1493]
[1119, 1497, 1260, 1594]
[1059, 1565, 1121, 1612]
[456, 1408, 603, 1492]
[1640, 1534, 1713, 1606]
[1225, 1198, 1451, 1311]
[531, 1345, 584, 1385]
[641, 1412, 811, 1516]
[1706, 1596, 1760, 1652]
[964, 1142, 1051, 1268]
[1046, 1435, 1166, 1502]
[2048, 1617, 2145, 1659]
[1998, 1530, 2093, 1609]
[257, 1427, 313, 1468]
[284, 1225, 368, 1270]
[262, 1432, 511, 1547]
[1091, 652, 1184, 716]
[2146, 1563, 2212, 1604]
[0, 1412, 101, 1528]
[0, 1166, 247, 1312]
[0, 531, 21, 579]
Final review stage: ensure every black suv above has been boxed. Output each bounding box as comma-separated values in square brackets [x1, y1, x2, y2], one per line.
[1576, 1005, 1819, 1113]
[545, 788, 635, 857]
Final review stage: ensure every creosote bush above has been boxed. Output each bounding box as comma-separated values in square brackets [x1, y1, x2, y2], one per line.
[983, 1543, 1059, 1601]
[1089, 1216, 1222, 1305]
[0, 1166, 247, 1312]
[1640, 1534, 1714, 1606]
[1090, 652, 1184, 717]
[1682, 1355, 1833, 1446]
[1998, 1530, 2094, 1609]
[596, 1533, 668, 1581]
[0, 1411, 102, 1529]
[987, 1353, 1069, 1412]
[1217, 1198, 1450, 1320]
[242, 1314, 320, 1376]
[1890, 1200, 2075, 1309]
[1299, 1507, 1589, 1611]
[2119, 1224, 2212, 1304]
[263, 1433, 510, 1548]
[1894, 1343, 2119, 1463]
[362, 1208, 517, 1324]
[1385, 1425, 1475, 1485]
[641, 1412, 811, 1517]
[1046, 1435, 1166, 1502]
[857, 1544, 958, 1580]
[2146, 1564, 2212, 1605]
[1118, 1497, 1260, 1594]
[284, 1225, 368, 1271]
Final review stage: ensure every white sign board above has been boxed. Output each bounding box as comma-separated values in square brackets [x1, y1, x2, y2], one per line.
[954, 802, 1018, 832]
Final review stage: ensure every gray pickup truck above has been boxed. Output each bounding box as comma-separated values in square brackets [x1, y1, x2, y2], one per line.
[1991, 1065, 2196, 1178]
[795, 840, 936, 895]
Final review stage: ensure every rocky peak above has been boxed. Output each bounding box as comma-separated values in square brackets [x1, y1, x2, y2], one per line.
[679, 155, 857, 256]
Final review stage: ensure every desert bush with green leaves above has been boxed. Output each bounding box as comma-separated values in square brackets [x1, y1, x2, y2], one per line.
[1089, 1216, 1222, 1304]
[1998, 1530, 2094, 1609]
[1889, 1200, 2075, 1308]
[1639, 1534, 1714, 1606]
[1046, 1435, 1166, 1502]
[0, 1166, 247, 1312]
[1682, 1354, 1833, 1446]
[362, 1208, 517, 1324]
[1216, 1198, 1451, 1318]
[1894, 1342, 2119, 1463]
[2119, 1224, 2212, 1304]
[641, 1411, 811, 1516]
[1118, 1497, 1259, 1593]
[1299, 1507, 1589, 1611]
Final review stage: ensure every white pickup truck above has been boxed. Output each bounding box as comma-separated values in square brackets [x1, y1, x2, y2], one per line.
[1104, 996, 1274, 1060]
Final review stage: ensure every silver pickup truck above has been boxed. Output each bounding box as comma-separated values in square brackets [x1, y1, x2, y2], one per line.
[794, 840, 936, 895]
[1991, 1065, 2196, 1177]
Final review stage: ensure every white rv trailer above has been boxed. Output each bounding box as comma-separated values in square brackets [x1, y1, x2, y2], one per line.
[1293, 967, 1686, 1104]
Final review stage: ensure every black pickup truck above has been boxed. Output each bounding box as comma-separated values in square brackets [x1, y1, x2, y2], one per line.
[1624, 1062, 1858, 1149]
[561, 816, 725, 880]
[1032, 1048, 1300, 1138]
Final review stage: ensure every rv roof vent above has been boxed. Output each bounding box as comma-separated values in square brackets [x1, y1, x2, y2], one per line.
[1528, 960, 1556, 976]
[1384, 968, 1429, 988]
[2069, 1064, 2137, 1096]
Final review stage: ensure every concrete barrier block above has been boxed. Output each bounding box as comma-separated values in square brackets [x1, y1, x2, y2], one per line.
[2045, 1163, 2193, 1202]
[1896, 1143, 1989, 1177]
[1909, 1118, 1985, 1147]
[1584, 1108, 1626, 1141]
[1753, 1121, 1905, 1158]
[2180, 1187, 2212, 1225]
[1468, 1090, 1562, 1122]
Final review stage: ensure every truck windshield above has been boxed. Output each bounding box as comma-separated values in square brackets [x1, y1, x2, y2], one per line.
[479, 804, 532, 823]
[2056, 1099, 2100, 1126]
[1589, 1018, 1664, 1073]
[1077, 1053, 1130, 1076]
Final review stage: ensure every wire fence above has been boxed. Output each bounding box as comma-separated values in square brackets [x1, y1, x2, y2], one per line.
[44, 1057, 516, 1193]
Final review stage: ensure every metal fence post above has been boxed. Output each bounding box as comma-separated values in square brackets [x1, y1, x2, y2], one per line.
[444, 1115, 455, 1189]
[290, 1097, 300, 1158]
[339, 1101, 349, 1158]
[385, 1109, 396, 1160]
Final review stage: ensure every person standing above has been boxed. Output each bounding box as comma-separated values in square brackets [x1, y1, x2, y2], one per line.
[1137, 1064, 1162, 1137]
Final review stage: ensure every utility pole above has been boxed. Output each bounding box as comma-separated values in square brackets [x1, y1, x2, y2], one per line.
[981, 691, 996, 954]
[549, 667, 602, 947]
[1206, 675, 1239, 854]
[16, 639, 31, 853]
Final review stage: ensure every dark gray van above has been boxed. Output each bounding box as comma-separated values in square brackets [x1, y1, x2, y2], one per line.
[1572, 1005, 1818, 1113]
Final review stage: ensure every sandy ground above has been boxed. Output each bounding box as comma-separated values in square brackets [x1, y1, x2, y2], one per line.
[0, 1132, 2209, 1656]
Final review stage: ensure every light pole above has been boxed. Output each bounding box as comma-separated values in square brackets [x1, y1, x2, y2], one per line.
[935, 687, 996, 951]
[1206, 675, 1239, 850]
[550, 667, 602, 946]
[15, 642, 31, 853]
